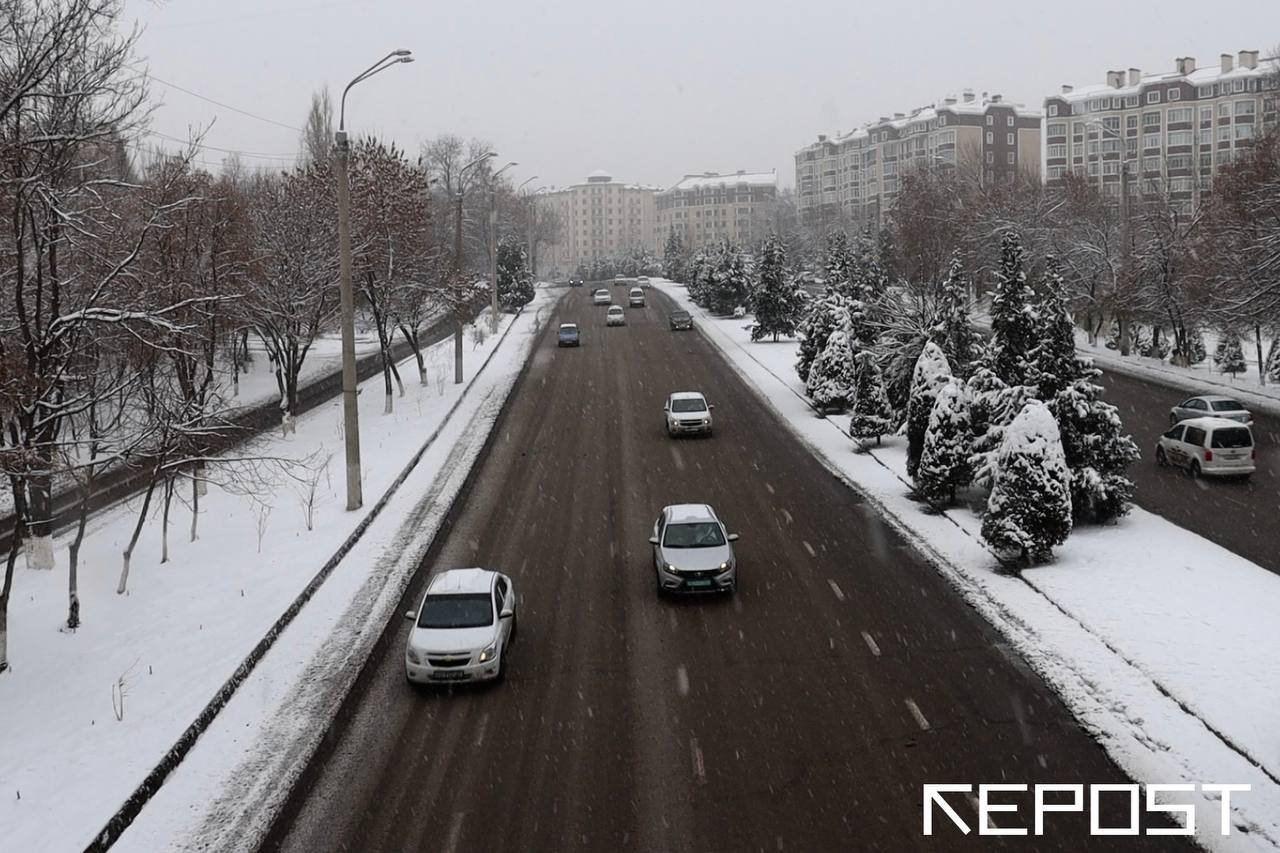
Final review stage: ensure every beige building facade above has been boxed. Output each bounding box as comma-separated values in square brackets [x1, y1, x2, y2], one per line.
[795, 92, 1042, 231]
[1043, 50, 1279, 214]
[655, 170, 778, 252]
[536, 170, 661, 274]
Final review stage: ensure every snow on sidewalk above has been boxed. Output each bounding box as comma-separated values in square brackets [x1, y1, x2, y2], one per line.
[0, 292, 555, 853]
[655, 279, 1280, 853]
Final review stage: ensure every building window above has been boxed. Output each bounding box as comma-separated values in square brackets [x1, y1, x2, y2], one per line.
[1166, 155, 1192, 171]
[1142, 111, 1161, 128]
[1142, 156, 1160, 173]
[1167, 130, 1193, 147]
[1169, 88, 1182, 101]
[1235, 124, 1255, 141]
[1047, 165, 1066, 179]
[1124, 95, 1139, 108]
[1217, 125, 1232, 143]
[1072, 143, 1084, 157]
[985, 131, 993, 144]
[1198, 85, 1214, 98]
[986, 115, 994, 125]
[1047, 122, 1066, 136]
[1087, 161, 1100, 176]
[1102, 160, 1120, 175]
[1235, 100, 1256, 117]
[1007, 152, 1016, 164]
[1047, 143, 1067, 158]
[1200, 152, 1213, 170]
[1199, 129, 1213, 146]
[1006, 116, 1014, 127]
[1126, 115, 1139, 131]
[1006, 132, 1014, 144]
[1146, 90, 1160, 104]
[1168, 107, 1193, 124]
[985, 151, 994, 164]
[1048, 104, 1059, 117]
[1218, 102, 1231, 119]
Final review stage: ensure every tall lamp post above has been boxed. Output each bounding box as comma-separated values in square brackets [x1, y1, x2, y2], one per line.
[487, 161, 517, 332]
[334, 48, 413, 511]
[452, 150, 496, 383]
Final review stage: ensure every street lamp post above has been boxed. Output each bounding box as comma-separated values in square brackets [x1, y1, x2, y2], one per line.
[488, 161, 517, 332]
[451, 150, 496, 383]
[334, 48, 413, 511]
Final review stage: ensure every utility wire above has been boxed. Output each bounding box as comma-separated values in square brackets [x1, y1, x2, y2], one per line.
[140, 129, 298, 161]
[130, 64, 304, 133]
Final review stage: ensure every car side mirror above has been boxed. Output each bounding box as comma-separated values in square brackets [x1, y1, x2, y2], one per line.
[500, 606, 514, 619]
[648, 536, 659, 545]
[727, 533, 740, 542]
[404, 610, 416, 621]
[709, 404, 715, 410]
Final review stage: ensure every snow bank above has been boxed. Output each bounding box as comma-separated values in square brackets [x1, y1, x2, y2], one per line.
[0, 294, 554, 853]
[655, 279, 1280, 852]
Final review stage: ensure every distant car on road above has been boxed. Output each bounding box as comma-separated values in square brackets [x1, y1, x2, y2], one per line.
[1155, 416, 1255, 478]
[606, 305, 626, 326]
[557, 323, 580, 347]
[613, 274, 627, 285]
[650, 503, 739, 596]
[669, 310, 693, 331]
[628, 287, 646, 307]
[592, 288, 610, 305]
[404, 568, 517, 686]
[636, 276, 650, 288]
[1169, 395, 1252, 426]
[569, 278, 583, 287]
[664, 391, 713, 436]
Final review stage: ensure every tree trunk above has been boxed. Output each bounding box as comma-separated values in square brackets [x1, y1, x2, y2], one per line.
[400, 325, 427, 385]
[190, 474, 200, 542]
[1255, 323, 1266, 386]
[454, 322, 464, 384]
[160, 476, 174, 564]
[67, 479, 91, 630]
[118, 468, 161, 595]
[390, 359, 405, 398]
[25, 473, 54, 570]
[1118, 317, 1131, 356]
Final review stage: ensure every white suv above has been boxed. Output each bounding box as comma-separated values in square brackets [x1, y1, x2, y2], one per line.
[1155, 416, 1255, 478]
[664, 391, 713, 436]
[404, 568, 517, 685]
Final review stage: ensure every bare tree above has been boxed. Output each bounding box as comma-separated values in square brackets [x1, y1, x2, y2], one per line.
[299, 87, 333, 166]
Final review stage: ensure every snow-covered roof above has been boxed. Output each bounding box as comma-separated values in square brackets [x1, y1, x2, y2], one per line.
[665, 171, 776, 192]
[587, 169, 611, 179]
[669, 391, 708, 401]
[1176, 416, 1255, 431]
[666, 503, 716, 523]
[427, 568, 495, 595]
[1049, 53, 1277, 105]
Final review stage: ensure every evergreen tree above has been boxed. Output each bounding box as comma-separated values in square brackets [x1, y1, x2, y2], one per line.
[916, 378, 971, 508]
[848, 349, 893, 449]
[687, 248, 712, 305]
[1214, 331, 1247, 379]
[806, 330, 857, 412]
[823, 230, 855, 294]
[986, 231, 1037, 385]
[1267, 337, 1280, 383]
[966, 365, 1032, 491]
[981, 399, 1073, 566]
[750, 234, 807, 341]
[906, 341, 952, 479]
[707, 240, 751, 315]
[795, 292, 852, 382]
[934, 251, 978, 378]
[1027, 258, 1078, 401]
[496, 236, 534, 311]
[662, 227, 686, 282]
[1053, 360, 1139, 524]
[1185, 329, 1207, 365]
[848, 235, 889, 305]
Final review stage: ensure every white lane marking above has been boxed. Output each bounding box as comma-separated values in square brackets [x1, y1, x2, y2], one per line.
[442, 810, 467, 853]
[780, 508, 793, 525]
[690, 737, 706, 784]
[802, 540, 816, 557]
[676, 664, 690, 697]
[826, 579, 846, 602]
[860, 631, 881, 657]
[472, 712, 490, 748]
[766, 483, 775, 494]
[967, 794, 1000, 830]
[904, 698, 931, 731]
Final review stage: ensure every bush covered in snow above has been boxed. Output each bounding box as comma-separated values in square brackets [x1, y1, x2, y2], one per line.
[1214, 331, 1247, 378]
[915, 378, 971, 508]
[806, 330, 857, 412]
[905, 341, 951, 479]
[795, 292, 851, 383]
[981, 399, 1073, 566]
[848, 349, 893, 448]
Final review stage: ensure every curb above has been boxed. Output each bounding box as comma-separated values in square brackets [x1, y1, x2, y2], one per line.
[85, 306, 532, 853]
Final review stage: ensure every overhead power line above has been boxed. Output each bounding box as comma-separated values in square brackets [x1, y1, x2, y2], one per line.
[130, 64, 305, 133]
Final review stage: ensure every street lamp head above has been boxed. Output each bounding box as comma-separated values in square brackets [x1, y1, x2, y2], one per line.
[393, 49, 412, 56]
[398, 56, 415, 65]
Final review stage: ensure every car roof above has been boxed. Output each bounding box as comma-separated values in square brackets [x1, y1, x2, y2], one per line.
[671, 309, 690, 316]
[1187, 394, 1245, 405]
[559, 323, 577, 330]
[607, 304, 623, 311]
[664, 503, 718, 523]
[669, 391, 706, 401]
[1175, 416, 1253, 430]
[426, 568, 496, 595]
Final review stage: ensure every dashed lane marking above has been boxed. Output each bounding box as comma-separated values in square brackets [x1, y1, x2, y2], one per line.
[861, 631, 881, 657]
[827, 579, 846, 602]
[904, 698, 931, 731]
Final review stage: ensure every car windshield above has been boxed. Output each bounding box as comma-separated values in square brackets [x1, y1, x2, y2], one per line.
[1210, 400, 1246, 412]
[672, 312, 689, 320]
[663, 521, 726, 548]
[1210, 428, 1252, 449]
[671, 398, 706, 413]
[417, 593, 493, 629]
[609, 307, 622, 314]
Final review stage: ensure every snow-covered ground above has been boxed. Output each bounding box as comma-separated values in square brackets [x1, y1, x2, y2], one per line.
[656, 279, 1280, 853]
[0, 292, 554, 853]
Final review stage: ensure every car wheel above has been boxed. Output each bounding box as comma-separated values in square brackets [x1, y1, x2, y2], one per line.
[1189, 460, 1201, 479]
[1155, 446, 1168, 467]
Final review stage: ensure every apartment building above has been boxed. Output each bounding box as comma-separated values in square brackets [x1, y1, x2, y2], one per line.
[795, 92, 1042, 231]
[537, 170, 662, 274]
[655, 170, 778, 251]
[1043, 50, 1279, 214]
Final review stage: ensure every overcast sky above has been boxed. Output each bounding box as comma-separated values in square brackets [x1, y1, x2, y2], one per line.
[125, 0, 1280, 190]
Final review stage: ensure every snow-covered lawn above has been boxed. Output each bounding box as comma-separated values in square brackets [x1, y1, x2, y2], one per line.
[0, 292, 555, 853]
[656, 279, 1280, 853]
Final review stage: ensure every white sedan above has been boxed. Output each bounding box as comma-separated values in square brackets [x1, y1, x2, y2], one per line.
[592, 288, 610, 305]
[606, 305, 626, 326]
[404, 568, 517, 685]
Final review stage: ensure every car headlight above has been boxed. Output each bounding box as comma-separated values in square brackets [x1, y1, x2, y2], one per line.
[406, 647, 421, 665]
[478, 643, 498, 663]
[719, 561, 730, 572]
[664, 562, 680, 574]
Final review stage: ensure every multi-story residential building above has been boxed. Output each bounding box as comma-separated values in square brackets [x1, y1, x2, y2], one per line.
[655, 171, 778, 251]
[1043, 50, 1279, 214]
[795, 91, 1042, 231]
[537, 170, 662, 274]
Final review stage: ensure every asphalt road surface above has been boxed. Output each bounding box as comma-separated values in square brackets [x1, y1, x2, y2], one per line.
[261, 287, 1188, 853]
[1099, 369, 1280, 576]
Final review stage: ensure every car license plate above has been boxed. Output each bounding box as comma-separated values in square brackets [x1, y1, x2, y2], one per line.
[433, 671, 466, 680]
[687, 579, 713, 588]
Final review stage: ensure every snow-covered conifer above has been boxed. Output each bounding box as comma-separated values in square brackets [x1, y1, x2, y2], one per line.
[906, 341, 952, 479]
[1214, 331, 1247, 379]
[1027, 258, 1078, 401]
[981, 399, 1073, 565]
[496, 235, 533, 311]
[662, 227, 686, 282]
[916, 378, 971, 508]
[1267, 337, 1280, 383]
[986, 231, 1037, 385]
[823, 230, 855, 294]
[795, 292, 851, 382]
[1053, 360, 1139, 524]
[806, 330, 857, 412]
[966, 366, 1032, 491]
[751, 234, 807, 341]
[848, 349, 893, 448]
[934, 252, 978, 378]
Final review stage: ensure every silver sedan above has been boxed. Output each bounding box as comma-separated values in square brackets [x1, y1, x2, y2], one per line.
[1169, 395, 1252, 426]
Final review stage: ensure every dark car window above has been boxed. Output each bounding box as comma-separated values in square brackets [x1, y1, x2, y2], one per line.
[671, 398, 707, 413]
[1186, 399, 1207, 410]
[417, 593, 494, 629]
[1183, 426, 1207, 447]
[1210, 428, 1252, 449]
[663, 522, 726, 548]
[672, 311, 690, 319]
[1165, 425, 1185, 440]
[1209, 400, 1246, 412]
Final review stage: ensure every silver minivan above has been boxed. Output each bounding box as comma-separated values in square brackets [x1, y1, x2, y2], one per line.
[1155, 416, 1255, 478]
[628, 287, 646, 307]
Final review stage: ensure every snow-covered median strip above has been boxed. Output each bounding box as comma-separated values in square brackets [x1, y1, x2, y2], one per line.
[656, 279, 1280, 852]
[0, 291, 556, 853]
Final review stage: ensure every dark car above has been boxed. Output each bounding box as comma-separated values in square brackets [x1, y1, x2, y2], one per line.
[569, 278, 583, 287]
[670, 310, 693, 331]
[557, 323, 581, 347]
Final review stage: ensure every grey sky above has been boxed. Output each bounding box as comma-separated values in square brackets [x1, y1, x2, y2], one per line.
[126, 0, 1280, 190]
